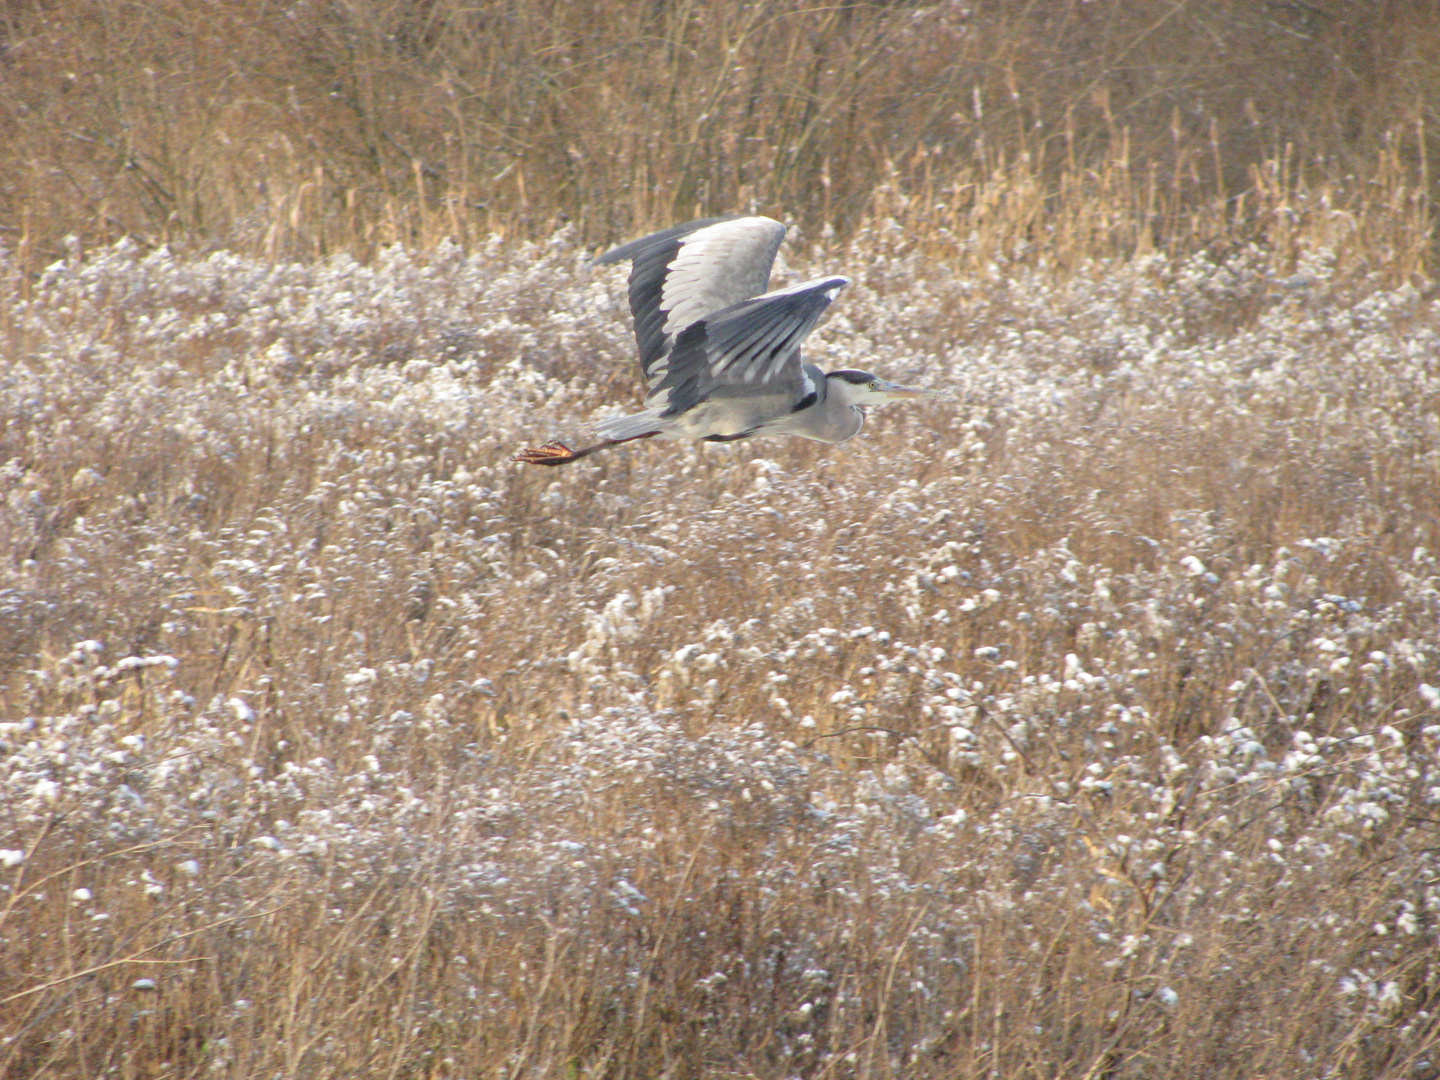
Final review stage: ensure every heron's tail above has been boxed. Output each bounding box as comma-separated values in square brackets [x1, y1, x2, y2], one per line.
[595, 409, 666, 443]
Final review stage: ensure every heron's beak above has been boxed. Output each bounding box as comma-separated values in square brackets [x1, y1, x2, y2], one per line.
[880, 382, 943, 400]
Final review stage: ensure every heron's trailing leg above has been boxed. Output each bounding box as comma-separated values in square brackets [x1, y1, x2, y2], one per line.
[513, 432, 657, 466]
[512, 440, 607, 465]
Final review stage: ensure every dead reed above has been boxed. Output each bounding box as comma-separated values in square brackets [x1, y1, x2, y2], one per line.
[1, 0, 1437, 270]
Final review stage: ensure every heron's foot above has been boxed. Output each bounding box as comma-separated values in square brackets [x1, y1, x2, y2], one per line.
[513, 441, 579, 466]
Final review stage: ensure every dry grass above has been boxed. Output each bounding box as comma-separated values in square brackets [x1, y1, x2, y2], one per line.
[3, 2, 1440, 1077]
[2, 200, 1439, 1077]
[2, 0, 1439, 267]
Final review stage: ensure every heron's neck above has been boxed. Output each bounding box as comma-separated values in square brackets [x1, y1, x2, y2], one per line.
[812, 374, 866, 443]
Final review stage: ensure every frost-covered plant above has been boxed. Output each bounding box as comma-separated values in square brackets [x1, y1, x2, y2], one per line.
[2, 226, 1438, 1079]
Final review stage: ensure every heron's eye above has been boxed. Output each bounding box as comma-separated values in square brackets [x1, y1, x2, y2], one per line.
[868, 380, 880, 390]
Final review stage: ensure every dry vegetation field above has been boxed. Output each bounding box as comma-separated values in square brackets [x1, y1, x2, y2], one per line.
[4, 0, 1440, 263]
[4, 2, 1440, 1079]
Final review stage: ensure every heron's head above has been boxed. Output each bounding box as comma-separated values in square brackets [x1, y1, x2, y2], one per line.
[826, 369, 940, 408]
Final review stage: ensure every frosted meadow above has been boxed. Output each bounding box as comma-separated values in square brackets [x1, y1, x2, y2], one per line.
[3, 223, 1440, 1077]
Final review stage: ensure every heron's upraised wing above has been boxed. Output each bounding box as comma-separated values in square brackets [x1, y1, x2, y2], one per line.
[646, 276, 850, 415]
[595, 216, 787, 387]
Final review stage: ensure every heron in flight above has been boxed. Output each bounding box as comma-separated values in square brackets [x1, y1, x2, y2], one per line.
[514, 216, 939, 465]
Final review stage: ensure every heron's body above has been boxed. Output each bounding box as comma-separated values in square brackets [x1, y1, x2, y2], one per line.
[515, 216, 936, 465]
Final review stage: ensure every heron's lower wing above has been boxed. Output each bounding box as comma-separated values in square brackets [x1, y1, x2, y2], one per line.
[595, 217, 787, 385]
[646, 276, 850, 416]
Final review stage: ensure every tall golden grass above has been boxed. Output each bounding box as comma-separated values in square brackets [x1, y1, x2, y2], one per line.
[2, 0, 1437, 268]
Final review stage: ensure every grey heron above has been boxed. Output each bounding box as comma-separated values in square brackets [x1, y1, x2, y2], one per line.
[514, 215, 939, 466]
